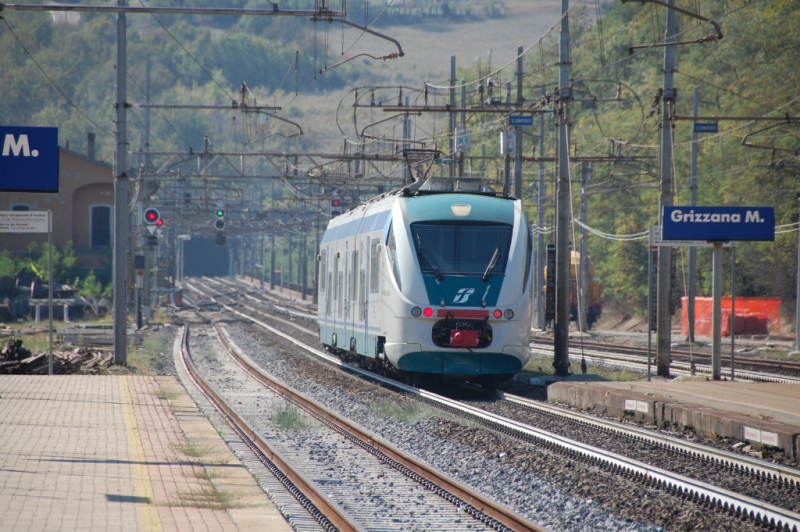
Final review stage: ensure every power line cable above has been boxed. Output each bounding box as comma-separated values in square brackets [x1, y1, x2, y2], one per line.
[2, 19, 111, 136]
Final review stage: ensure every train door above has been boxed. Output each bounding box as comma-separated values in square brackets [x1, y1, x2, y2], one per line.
[348, 247, 357, 351]
[370, 236, 382, 343]
[320, 248, 328, 317]
[333, 248, 340, 346]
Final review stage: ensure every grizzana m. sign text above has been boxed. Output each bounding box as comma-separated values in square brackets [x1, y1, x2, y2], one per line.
[662, 206, 774, 242]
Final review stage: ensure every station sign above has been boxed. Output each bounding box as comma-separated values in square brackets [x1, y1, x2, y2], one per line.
[693, 123, 718, 134]
[662, 206, 774, 242]
[509, 115, 533, 127]
[0, 126, 59, 192]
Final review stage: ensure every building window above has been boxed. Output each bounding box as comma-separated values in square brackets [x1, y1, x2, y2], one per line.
[11, 204, 31, 211]
[91, 205, 112, 248]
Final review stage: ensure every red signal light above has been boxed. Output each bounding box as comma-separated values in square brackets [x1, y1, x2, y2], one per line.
[331, 199, 340, 207]
[155, 218, 164, 227]
[144, 208, 160, 224]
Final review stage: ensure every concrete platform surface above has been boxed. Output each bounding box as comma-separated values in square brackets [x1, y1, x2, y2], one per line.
[0, 375, 292, 532]
[548, 380, 800, 459]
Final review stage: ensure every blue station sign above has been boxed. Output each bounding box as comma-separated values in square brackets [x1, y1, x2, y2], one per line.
[662, 206, 775, 242]
[509, 115, 533, 127]
[693, 122, 718, 133]
[0, 126, 59, 193]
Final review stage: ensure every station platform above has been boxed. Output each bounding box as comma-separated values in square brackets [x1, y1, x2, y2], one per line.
[548, 380, 800, 460]
[0, 375, 292, 532]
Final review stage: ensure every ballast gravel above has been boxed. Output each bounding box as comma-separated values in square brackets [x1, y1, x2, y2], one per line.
[221, 317, 764, 532]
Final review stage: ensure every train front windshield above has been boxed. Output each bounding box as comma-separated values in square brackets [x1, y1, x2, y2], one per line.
[410, 222, 513, 276]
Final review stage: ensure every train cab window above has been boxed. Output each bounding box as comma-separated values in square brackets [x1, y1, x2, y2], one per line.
[369, 239, 380, 293]
[523, 227, 532, 289]
[410, 222, 512, 277]
[386, 223, 402, 291]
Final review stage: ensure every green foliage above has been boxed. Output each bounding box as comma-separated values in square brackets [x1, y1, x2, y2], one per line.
[0, 251, 20, 279]
[26, 241, 81, 285]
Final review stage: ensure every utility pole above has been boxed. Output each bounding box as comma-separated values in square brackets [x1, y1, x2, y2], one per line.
[688, 87, 699, 342]
[536, 87, 546, 330]
[514, 46, 524, 198]
[402, 95, 410, 184]
[579, 162, 589, 332]
[449, 56, 456, 178]
[113, 0, 128, 365]
[270, 180, 276, 290]
[141, 53, 151, 317]
[553, 0, 572, 376]
[459, 80, 466, 177]
[656, 0, 677, 377]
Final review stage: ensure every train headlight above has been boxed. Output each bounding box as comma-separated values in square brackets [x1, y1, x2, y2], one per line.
[492, 309, 502, 319]
[423, 307, 434, 318]
[411, 307, 422, 317]
[504, 309, 514, 319]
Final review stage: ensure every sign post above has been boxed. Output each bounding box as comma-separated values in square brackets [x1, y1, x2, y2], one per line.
[0, 211, 54, 373]
[660, 206, 775, 379]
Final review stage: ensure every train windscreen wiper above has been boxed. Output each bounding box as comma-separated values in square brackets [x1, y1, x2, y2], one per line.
[415, 235, 444, 281]
[482, 247, 501, 282]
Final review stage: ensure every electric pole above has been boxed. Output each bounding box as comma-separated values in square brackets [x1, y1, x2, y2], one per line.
[113, 0, 129, 365]
[656, 0, 677, 377]
[687, 87, 699, 343]
[553, 0, 572, 376]
[514, 46, 523, 198]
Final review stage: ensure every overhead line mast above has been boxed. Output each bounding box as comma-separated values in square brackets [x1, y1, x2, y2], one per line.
[1, 0, 402, 366]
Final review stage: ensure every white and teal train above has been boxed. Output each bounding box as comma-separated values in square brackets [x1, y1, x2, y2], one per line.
[317, 178, 533, 386]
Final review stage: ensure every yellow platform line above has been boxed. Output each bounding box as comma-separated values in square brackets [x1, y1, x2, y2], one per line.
[120, 376, 163, 532]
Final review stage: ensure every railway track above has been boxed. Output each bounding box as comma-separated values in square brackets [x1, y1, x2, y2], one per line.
[185, 278, 800, 531]
[179, 301, 544, 530]
[530, 337, 800, 384]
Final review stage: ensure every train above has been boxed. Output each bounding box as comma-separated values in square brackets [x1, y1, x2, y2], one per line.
[317, 177, 534, 386]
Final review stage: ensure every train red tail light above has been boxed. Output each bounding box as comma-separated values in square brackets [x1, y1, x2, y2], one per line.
[423, 307, 434, 317]
[492, 309, 503, 319]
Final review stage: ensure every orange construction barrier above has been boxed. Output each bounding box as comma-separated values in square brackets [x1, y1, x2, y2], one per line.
[681, 296, 781, 337]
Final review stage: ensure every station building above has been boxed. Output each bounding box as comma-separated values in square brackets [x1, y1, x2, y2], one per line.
[0, 135, 114, 273]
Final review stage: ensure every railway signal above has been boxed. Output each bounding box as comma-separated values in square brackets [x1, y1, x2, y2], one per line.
[143, 208, 161, 225]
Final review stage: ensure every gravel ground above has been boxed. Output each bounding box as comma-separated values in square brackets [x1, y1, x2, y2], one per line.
[187, 324, 504, 532]
[221, 313, 766, 531]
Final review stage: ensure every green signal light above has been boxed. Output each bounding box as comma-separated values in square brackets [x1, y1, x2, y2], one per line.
[215, 209, 225, 217]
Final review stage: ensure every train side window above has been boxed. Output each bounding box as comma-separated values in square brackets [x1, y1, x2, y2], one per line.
[351, 250, 358, 302]
[370, 239, 380, 293]
[358, 269, 366, 319]
[319, 250, 327, 291]
[386, 223, 402, 291]
[326, 272, 332, 316]
[338, 271, 344, 316]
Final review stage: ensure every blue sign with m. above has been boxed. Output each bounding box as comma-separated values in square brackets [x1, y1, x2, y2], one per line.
[662, 206, 775, 242]
[0, 126, 59, 192]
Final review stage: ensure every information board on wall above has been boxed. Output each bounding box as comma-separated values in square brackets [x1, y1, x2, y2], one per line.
[0, 211, 51, 233]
